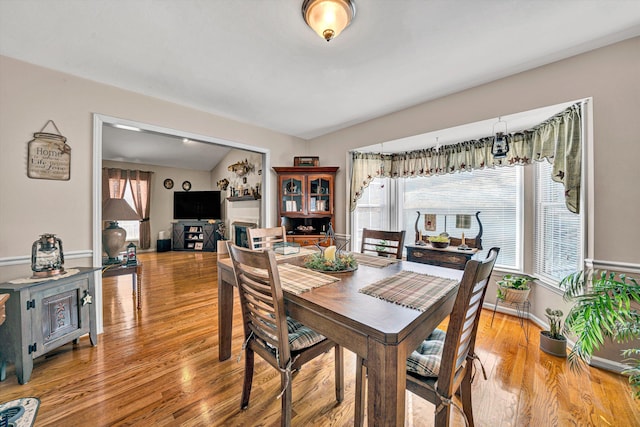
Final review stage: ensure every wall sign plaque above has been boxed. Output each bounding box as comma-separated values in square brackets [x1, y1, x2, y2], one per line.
[27, 120, 71, 180]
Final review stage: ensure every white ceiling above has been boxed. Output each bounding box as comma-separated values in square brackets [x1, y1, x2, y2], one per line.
[1, 1, 639, 169]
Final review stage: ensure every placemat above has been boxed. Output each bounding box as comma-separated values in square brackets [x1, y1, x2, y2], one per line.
[278, 263, 340, 294]
[359, 271, 459, 311]
[240, 263, 340, 295]
[352, 252, 400, 268]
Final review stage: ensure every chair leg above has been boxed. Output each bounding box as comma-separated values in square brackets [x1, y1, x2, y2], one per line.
[280, 368, 293, 427]
[335, 345, 344, 402]
[241, 348, 254, 409]
[354, 356, 365, 427]
[434, 397, 452, 427]
[460, 369, 475, 427]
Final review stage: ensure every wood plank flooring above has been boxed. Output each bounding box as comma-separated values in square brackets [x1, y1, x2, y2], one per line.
[0, 251, 638, 426]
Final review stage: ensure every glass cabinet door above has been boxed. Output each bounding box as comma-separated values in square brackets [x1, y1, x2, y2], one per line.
[308, 176, 331, 213]
[280, 175, 304, 213]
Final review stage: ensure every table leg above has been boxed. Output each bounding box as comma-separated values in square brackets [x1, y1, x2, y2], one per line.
[367, 338, 406, 426]
[218, 269, 234, 361]
[136, 265, 143, 310]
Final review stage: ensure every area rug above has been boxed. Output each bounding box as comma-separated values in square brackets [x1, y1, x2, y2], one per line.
[0, 397, 39, 427]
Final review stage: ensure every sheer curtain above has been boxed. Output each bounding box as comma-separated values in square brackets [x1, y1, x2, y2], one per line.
[102, 168, 128, 202]
[350, 103, 582, 213]
[128, 170, 153, 249]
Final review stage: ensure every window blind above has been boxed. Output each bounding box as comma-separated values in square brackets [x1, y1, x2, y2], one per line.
[401, 167, 521, 269]
[534, 161, 582, 282]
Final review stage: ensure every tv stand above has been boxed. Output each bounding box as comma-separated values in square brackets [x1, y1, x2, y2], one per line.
[172, 221, 223, 252]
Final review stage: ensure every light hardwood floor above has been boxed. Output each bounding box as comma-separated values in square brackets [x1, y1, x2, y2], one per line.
[0, 251, 638, 426]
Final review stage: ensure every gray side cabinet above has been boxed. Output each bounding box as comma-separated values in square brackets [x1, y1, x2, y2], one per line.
[0, 267, 99, 384]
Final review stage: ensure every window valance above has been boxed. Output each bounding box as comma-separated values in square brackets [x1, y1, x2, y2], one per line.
[350, 103, 582, 213]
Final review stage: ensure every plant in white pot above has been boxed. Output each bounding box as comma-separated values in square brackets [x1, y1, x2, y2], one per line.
[540, 308, 567, 357]
[496, 274, 535, 304]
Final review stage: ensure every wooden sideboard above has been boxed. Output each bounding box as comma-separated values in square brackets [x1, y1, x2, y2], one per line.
[405, 244, 478, 270]
[0, 267, 99, 384]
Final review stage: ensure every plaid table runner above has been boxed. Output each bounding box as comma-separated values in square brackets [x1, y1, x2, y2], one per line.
[359, 271, 459, 312]
[278, 263, 340, 294]
[351, 252, 400, 268]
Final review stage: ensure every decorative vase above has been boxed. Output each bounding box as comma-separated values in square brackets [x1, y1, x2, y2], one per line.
[539, 331, 567, 357]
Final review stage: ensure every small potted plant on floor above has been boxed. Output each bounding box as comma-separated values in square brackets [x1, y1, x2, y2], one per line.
[540, 308, 567, 357]
[496, 274, 534, 303]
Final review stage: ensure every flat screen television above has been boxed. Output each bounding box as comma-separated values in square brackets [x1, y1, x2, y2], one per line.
[174, 191, 221, 220]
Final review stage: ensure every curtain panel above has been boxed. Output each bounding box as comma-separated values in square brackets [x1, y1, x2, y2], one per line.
[102, 167, 128, 202]
[128, 170, 153, 249]
[350, 103, 582, 213]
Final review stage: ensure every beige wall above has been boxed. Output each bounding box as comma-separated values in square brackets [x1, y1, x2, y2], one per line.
[1, 38, 638, 367]
[102, 160, 214, 251]
[309, 37, 640, 266]
[307, 37, 640, 366]
[0, 54, 302, 281]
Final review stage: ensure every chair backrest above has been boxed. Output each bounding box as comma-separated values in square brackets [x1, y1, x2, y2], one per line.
[435, 247, 500, 395]
[247, 226, 287, 250]
[228, 243, 291, 369]
[360, 228, 406, 259]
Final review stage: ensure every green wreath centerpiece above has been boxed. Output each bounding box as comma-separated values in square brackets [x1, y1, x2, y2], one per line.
[304, 252, 358, 273]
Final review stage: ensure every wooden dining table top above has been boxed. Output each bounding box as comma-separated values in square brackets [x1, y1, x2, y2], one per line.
[217, 250, 465, 426]
[218, 251, 464, 353]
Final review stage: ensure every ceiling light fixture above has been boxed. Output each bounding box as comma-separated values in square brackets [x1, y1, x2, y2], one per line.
[302, 0, 356, 42]
[113, 124, 141, 132]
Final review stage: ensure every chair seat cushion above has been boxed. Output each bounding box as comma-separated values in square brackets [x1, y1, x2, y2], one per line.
[406, 328, 446, 377]
[286, 317, 326, 351]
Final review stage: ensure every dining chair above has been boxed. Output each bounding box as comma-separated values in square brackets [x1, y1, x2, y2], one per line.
[354, 247, 500, 427]
[246, 226, 287, 250]
[360, 228, 406, 259]
[227, 243, 344, 427]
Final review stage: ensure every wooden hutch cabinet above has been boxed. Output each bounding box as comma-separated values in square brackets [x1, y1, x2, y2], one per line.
[273, 166, 339, 247]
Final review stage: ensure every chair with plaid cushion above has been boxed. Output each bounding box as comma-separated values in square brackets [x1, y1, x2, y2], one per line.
[354, 247, 500, 427]
[360, 228, 406, 259]
[247, 226, 287, 250]
[228, 243, 344, 427]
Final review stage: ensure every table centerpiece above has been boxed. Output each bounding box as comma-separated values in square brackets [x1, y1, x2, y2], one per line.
[304, 245, 358, 273]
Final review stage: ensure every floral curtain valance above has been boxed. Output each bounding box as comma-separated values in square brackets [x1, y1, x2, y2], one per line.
[350, 103, 582, 213]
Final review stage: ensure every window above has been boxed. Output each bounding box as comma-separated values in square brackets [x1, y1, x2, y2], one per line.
[402, 167, 521, 269]
[534, 160, 582, 282]
[351, 178, 391, 249]
[119, 184, 140, 242]
[353, 162, 583, 284]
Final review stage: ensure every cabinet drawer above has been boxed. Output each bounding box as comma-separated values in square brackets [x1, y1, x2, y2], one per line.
[406, 247, 470, 270]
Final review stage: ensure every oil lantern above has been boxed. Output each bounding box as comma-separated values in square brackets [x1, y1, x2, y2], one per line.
[31, 233, 64, 278]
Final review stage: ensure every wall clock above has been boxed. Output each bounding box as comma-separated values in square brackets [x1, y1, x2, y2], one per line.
[182, 180, 192, 191]
[163, 178, 174, 189]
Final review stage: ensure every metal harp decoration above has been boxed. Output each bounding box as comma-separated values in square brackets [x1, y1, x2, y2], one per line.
[316, 222, 350, 254]
[414, 211, 483, 249]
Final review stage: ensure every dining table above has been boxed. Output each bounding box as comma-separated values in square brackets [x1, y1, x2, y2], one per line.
[217, 248, 464, 426]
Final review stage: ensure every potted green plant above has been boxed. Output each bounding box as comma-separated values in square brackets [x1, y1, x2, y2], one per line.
[496, 274, 535, 303]
[375, 240, 389, 257]
[540, 308, 567, 357]
[561, 270, 640, 398]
